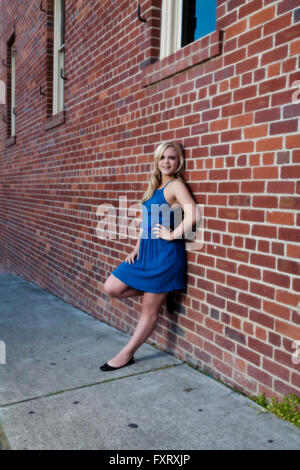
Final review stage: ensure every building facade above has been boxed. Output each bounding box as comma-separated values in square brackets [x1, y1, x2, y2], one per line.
[0, 0, 300, 400]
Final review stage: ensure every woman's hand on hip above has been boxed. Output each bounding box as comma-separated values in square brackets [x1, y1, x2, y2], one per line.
[125, 248, 139, 264]
[152, 224, 174, 241]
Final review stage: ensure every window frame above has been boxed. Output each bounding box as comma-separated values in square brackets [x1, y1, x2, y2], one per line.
[160, 0, 218, 60]
[142, 0, 222, 88]
[5, 31, 17, 147]
[160, 0, 183, 60]
[53, 0, 65, 116]
[10, 42, 16, 137]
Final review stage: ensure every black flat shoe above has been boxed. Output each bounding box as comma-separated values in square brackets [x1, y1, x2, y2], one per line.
[99, 356, 135, 372]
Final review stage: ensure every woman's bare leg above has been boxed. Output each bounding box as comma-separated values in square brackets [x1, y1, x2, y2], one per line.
[106, 291, 167, 368]
[103, 274, 143, 298]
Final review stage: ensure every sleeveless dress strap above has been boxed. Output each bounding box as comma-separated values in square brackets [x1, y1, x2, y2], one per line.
[162, 179, 175, 190]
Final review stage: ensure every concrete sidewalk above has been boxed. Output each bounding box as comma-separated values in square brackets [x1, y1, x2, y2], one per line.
[0, 273, 299, 450]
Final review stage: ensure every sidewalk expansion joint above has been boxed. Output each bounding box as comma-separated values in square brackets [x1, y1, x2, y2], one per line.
[0, 362, 182, 409]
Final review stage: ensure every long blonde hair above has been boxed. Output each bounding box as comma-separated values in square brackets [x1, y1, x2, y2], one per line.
[140, 141, 185, 204]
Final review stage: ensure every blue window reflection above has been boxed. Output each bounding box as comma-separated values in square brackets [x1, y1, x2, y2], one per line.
[181, 0, 217, 48]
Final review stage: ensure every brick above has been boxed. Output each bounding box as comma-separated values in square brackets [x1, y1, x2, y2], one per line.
[250, 281, 275, 299]
[268, 331, 282, 347]
[225, 326, 246, 344]
[205, 317, 224, 334]
[240, 209, 265, 222]
[263, 269, 290, 288]
[239, 0, 263, 20]
[245, 95, 270, 112]
[241, 181, 265, 193]
[226, 18, 248, 39]
[237, 345, 260, 366]
[277, 0, 300, 15]
[287, 244, 300, 258]
[221, 129, 242, 141]
[259, 77, 287, 95]
[238, 264, 261, 280]
[224, 48, 246, 66]
[294, 7, 300, 23]
[286, 133, 300, 148]
[236, 57, 259, 74]
[248, 36, 273, 57]
[290, 38, 300, 55]
[251, 252, 276, 269]
[275, 24, 300, 46]
[238, 26, 262, 47]
[238, 292, 262, 309]
[292, 278, 300, 292]
[291, 372, 300, 389]
[283, 103, 300, 119]
[261, 45, 289, 66]
[268, 62, 281, 78]
[281, 165, 300, 179]
[276, 289, 300, 308]
[247, 364, 273, 387]
[274, 380, 300, 397]
[234, 85, 257, 101]
[263, 358, 290, 382]
[250, 309, 274, 329]
[276, 320, 300, 341]
[249, 337, 273, 358]
[232, 141, 254, 154]
[210, 118, 229, 131]
[276, 151, 290, 164]
[231, 112, 253, 127]
[206, 294, 226, 309]
[275, 349, 297, 370]
[256, 137, 282, 152]
[278, 258, 300, 276]
[266, 210, 294, 225]
[253, 166, 279, 179]
[271, 90, 293, 107]
[244, 124, 268, 138]
[250, 5, 276, 28]
[263, 13, 292, 36]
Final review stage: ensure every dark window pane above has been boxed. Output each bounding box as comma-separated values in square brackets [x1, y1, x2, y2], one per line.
[61, 0, 65, 46]
[181, 0, 217, 48]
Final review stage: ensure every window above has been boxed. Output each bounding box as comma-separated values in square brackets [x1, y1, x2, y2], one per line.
[53, 0, 65, 115]
[10, 41, 16, 137]
[5, 35, 16, 143]
[160, 0, 217, 59]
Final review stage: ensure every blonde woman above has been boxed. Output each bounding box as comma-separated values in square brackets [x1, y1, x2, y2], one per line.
[100, 142, 199, 371]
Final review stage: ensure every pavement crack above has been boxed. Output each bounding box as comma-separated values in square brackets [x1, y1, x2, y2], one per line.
[0, 363, 180, 409]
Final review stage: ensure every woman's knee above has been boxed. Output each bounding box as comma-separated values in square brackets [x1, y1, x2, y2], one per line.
[103, 278, 118, 297]
[142, 293, 167, 316]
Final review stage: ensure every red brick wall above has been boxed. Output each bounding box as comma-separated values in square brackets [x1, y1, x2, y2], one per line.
[0, 0, 299, 400]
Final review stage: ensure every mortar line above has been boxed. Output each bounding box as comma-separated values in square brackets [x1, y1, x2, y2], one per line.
[0, 362, 182, 409]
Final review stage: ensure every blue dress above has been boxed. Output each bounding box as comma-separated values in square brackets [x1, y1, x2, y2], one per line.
[111, 180, 187, 293]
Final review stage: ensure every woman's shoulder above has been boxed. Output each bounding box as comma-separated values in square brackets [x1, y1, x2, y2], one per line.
[166, 178, 189, 206]
[170, 177, 187, 190]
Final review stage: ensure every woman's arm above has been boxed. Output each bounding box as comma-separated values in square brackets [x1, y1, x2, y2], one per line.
[170, 181, 200, 240]
[135, 227, 143, 251]
[125, 227, 143, 264]
[152, 180, 200, 241]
